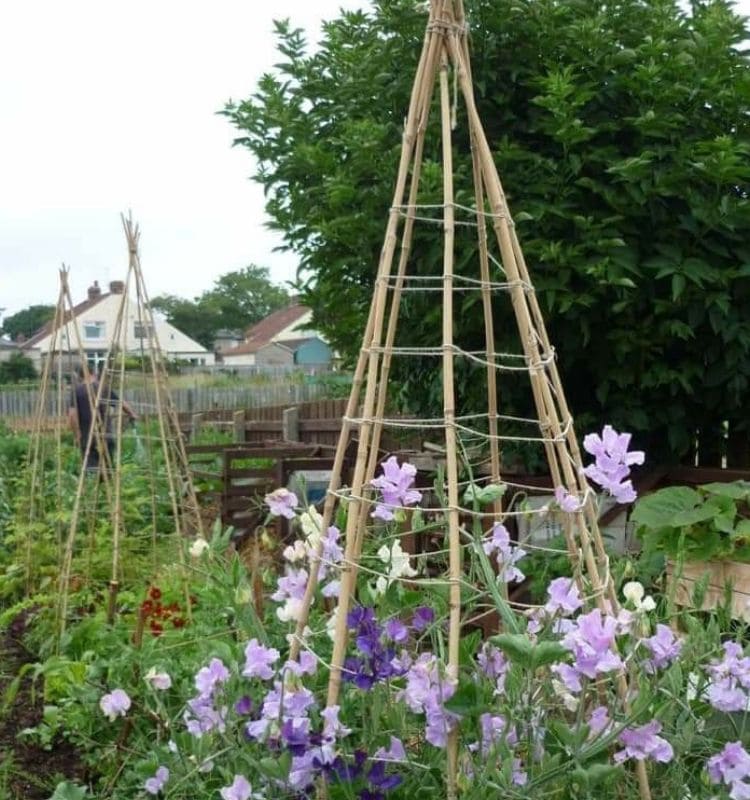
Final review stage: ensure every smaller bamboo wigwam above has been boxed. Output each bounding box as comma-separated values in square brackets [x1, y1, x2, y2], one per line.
[16, 215, 204, 646]
[287, 1, 652, 798]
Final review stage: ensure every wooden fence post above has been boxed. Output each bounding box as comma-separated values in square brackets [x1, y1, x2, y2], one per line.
[233, 409, 245, 443]
[282, 406, 300, 442]
[190, 413, 203, 442]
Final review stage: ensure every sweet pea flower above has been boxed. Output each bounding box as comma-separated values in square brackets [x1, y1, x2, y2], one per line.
[194, 658, 230, 697]
[374, 539, 418, 596]
[622, 581, 656, 612]
[242, 639, 280, 681]
[144, 766, 169, 796]
[583, 425, 644, 504]
[708, 742, 750, 799]
[544, 577, 583, 617]
[265, 488, 298, 519]
[554, 486, 582, 513]
[220, 774, 254, 800]
[371, 456, 422, 521]
[374, 736, 407, 762]
[642, 624, 682, 673]
[483, 523, 526, 584]
[189, 537, 209, 557]
[99, 688, 131, 721]
[614, 720, 673, 764]
[144, 667, 172, 691]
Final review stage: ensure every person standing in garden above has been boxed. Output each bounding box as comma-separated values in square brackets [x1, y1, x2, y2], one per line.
[67, 365, 137, 472]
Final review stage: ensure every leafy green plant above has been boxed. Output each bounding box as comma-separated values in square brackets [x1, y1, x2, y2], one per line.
[632, 481, 750, 562]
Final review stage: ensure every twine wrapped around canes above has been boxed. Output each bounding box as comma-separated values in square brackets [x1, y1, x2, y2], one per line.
[289, 1, 651, 798]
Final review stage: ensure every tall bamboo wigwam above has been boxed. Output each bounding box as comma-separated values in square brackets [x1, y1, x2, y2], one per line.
[56, 214, 204, 641]
[290, 1, 652, 798]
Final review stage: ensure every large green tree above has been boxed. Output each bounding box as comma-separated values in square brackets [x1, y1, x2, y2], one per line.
[152, 265, 290, 349]
[1, 305, 55, 341]
[224, 0, 750, 466]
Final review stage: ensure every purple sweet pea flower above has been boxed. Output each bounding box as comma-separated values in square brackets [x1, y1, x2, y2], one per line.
[642, 624, 682, 673]
[384, 618, 410, 644]
[194, 658, 230, 697]
[220, 774, 253, 800]
[412, 606, 435, 632]
[265, 488, 299, 519]
[553, 609, 623, 692]
[242, 639, 280, 681]
[144, 766, 169, 796]
[370, 456, 422, 520]
[482, 523, 526, 583]
[554, 486, 582, 513]
[234, 696, 253, 716]
[583, 425, 644, 504]
[708, 741, 750, 799]
[374, 736, 407, 762]
[544, 577, 583, 617]
[99, 688, 131, 721]
[707, 642, 750, 712]
[614, 720, 673, 764]
[587, 706, 611, 736]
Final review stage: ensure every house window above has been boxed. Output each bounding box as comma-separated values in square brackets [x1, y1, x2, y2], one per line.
[84, 321, 106, 339]
[134, 321, 154, 339]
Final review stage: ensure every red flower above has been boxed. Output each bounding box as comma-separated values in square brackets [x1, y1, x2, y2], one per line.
[149, 586, 162, 601]
[172, 617, 187, 629]
[150, 621, 164, 636]
[140, 600, 154, 617]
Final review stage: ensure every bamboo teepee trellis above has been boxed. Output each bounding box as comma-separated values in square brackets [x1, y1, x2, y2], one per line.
[54, 214, 204, 640]
[288, 1, 651, 798]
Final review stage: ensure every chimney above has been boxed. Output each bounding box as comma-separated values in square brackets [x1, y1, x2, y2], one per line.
[87, 281, 102, 301]
[109, 280, 125, 294]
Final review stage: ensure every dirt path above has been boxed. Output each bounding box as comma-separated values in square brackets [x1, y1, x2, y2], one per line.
[0, 615, 87, 799]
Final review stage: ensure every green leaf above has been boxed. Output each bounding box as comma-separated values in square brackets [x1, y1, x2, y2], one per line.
[702, 481, 750, 501]
[443, 681, 483, 717]
[47, 782, 89, 800]
[631, 487, 703, 530]
[570, 763, 623, 788]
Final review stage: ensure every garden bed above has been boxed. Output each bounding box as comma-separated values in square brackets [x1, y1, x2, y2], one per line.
[667, 559, 750, 622]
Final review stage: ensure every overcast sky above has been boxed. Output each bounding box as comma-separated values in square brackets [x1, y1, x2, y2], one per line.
[0, 0, 368, 320]
[1, 0, 748, 321]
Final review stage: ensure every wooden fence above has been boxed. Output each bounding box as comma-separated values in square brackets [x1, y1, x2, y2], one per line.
[0, 378, 343, 420]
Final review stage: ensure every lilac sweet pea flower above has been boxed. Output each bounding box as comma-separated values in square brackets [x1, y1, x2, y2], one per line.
[145, 766, 169, 796]
[583, 425, 644, 504]
[706, 642, 750, 712]
[99, 688, 131, 721]
[614, 720, 673, 764]
[370, 456, 422, 521]
[242, 639, 280, 681]
[553, 609, 623, 693]
[554, 486, 582, 513]
[642, 624, 682, 673]
[265, 488, 299, 519]
[483, 523, 526, 583]
[544, 577, 583, 617]
[194, 658, 230, 697]
[220, 774, 253, 800]
[412, 606, 435, 632]
[708, 742, 750, 799]
[374, 736, 407, 762]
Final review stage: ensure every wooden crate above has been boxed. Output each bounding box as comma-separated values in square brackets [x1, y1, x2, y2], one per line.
[667, 560, 750, 621]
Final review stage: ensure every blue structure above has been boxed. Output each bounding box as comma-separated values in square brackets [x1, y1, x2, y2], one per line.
[286, 337, 333, 367]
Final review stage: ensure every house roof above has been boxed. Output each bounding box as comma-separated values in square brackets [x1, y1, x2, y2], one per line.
[243, 304, 309, 343]
[23, 292, 110, 349]
[279, 336, 327, 352]
[221, 339, 292, 356]
[0, 338, 18, 351]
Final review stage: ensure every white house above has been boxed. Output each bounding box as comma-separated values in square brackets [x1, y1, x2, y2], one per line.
[22, 280, 214, 369]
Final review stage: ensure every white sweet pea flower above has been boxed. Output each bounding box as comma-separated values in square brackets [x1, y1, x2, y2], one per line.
[300, 506, 324, 549]
[189, 538, 210, 558]
[374, 540, 418, 596]
[326, 606, 339, 641]
[622, 581, 656, 612]
[144, 667, 172, 691]
[283, 540, 308, 564]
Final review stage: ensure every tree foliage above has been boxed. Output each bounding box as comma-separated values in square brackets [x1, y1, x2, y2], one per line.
[224, 0, 750, 465]
[0, 352, 37, 384]
[151, 265, 290, 349]
[1, 305, 55, 341]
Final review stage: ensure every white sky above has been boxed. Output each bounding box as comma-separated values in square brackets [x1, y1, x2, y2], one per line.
[0, 0, 368, 319]
[1, 0, 748, 320]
